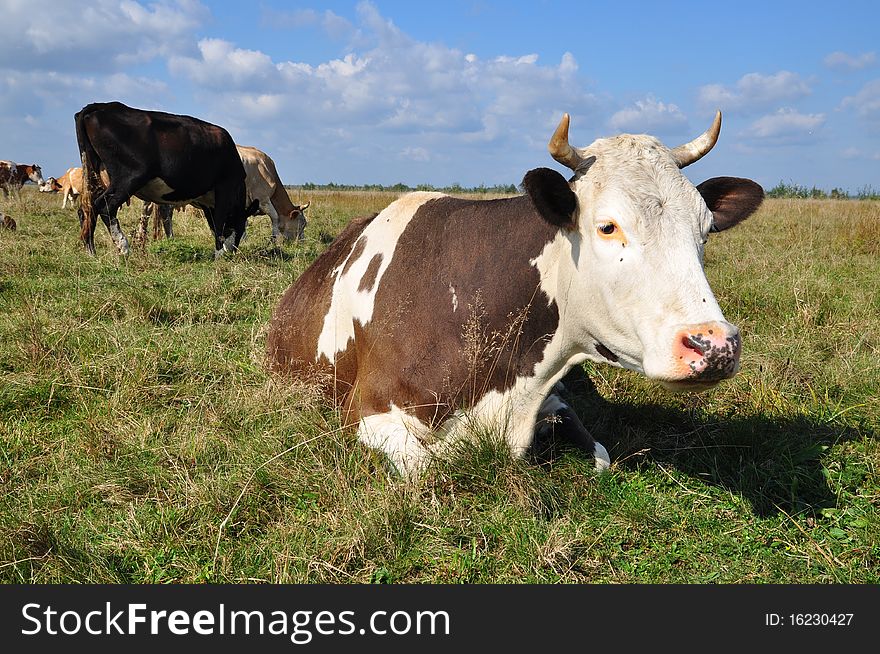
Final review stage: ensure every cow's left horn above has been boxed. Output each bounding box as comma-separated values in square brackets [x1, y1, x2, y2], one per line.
[670, 111, 722, 168]
[548, 113, 586, 171]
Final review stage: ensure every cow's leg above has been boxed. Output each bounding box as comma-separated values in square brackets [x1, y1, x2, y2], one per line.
[534, 388, 610, 471]
[161, 204, 174, 238]
[134, 201, 151, 251]
[93, 190, 131, 255]
[78, 187, 109, 256]
[202, 207, 226, 259]
[155, 203, 173, 239]
[211, 183, 247, 259]
[357, 411, 433, 479]
[262, 201, 282, 245]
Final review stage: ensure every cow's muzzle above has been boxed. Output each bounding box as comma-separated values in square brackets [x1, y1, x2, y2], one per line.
[662, 321, 741, 391]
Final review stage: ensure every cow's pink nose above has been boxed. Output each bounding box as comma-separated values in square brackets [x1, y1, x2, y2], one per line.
[674, 321, 741, 380]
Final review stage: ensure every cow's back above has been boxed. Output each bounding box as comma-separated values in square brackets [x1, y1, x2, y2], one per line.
[77, 102, 245, 201]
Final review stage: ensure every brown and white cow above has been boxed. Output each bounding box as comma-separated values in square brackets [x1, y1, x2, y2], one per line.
[236, 145, 309, 243]
[266, 112, 764, 476]
[0, 161, 45, 197]
[45, 167, 84, 208]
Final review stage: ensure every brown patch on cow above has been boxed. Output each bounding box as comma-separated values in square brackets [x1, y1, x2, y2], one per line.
[266, 213, 378, 407]
[357, 253, 383, 292]
[342, 235, 367, 276]
[338, 195, 562, 427]
[595, 342, 618, 362]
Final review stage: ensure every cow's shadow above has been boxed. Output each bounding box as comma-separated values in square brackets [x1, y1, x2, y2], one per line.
[531, 366, 869, 518]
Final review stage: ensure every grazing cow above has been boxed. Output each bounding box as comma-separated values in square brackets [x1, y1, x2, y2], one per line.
[266, 112, 764, 477]
[75, 101, 250, 257]
[42, 167, 84, 209]
[0, 161, 45, 197]
[237, 145, 309, 243]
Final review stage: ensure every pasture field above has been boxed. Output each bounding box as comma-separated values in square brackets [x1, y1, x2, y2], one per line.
[0, 188, 877, 583]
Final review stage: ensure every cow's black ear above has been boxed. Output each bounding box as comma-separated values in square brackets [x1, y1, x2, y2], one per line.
[697, 176, 764, 232]
[523, 167, 577, 229]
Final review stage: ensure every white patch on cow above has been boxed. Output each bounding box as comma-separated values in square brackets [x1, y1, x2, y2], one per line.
[108, 222, 130, 255]
[593, 441, 611, 472]
[358, 405, 433, 478]
[316, 192, 446, 363]
[448, 283, 458, 312]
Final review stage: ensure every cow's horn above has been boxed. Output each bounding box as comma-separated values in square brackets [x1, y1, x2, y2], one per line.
[548, 113, 586, 171]
[670, 111, 722, 168]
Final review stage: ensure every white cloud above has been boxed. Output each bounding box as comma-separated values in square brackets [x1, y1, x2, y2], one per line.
[840, 147, 880, 160]
[824, 51, 877, 71]
[609, 96, 687, 133]
[739, 108, 825, 144]
[697, 71, 811, 114]
[0, 0, 207, 73]
[840, 79, 880, 126]
[400, 147, 430, 162]
[169, 39, 281, 92]
[259, 6, 353, 40]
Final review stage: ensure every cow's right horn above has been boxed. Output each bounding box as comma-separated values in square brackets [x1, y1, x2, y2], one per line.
[548, 113, 587, 171]
[670, 111, 722, 168]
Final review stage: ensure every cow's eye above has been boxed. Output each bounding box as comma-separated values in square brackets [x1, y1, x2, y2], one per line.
[598, 223, 616, 235]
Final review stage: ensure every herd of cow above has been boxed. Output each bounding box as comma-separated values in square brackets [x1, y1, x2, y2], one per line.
[1, 101, 310, 256]
[6, 100, 765, 477]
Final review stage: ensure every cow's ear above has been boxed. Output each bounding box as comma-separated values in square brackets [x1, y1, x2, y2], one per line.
[523, 167, 577, 229]
[697, 176, 764, 232]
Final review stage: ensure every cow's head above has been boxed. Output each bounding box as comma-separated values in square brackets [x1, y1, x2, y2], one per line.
[24, 164, 44, 186]
[281, 200, 309, 241]
[40, 177, 61, 193]
[523, 112, 763, 391]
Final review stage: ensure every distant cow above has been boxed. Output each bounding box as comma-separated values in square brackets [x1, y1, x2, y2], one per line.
[42, 167, 84, 208]
[0, 211, 16, 231]
[236, 145, 309, 242]
[266, 112, 764, 477]
[75, 101, 250, 257]
[0, 161, 45, 197]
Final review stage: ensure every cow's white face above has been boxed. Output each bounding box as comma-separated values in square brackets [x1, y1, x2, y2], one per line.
[40, 177, 60, 193]
[526, 113, 763, 390]
[27, 165, 44, 186]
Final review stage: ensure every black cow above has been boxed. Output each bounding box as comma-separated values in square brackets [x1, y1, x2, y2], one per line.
[75, 101, 251, 257]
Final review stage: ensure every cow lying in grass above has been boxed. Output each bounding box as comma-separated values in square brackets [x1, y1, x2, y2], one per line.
[266, 112, 763, 476]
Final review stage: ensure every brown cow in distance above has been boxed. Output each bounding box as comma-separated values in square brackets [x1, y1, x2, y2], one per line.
[41, 167, 84, 208]
[236, 145, 309, 243]
[0, 161, 45, 197]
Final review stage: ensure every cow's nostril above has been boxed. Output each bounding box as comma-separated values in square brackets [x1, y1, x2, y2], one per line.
[681, 334, 708, 355]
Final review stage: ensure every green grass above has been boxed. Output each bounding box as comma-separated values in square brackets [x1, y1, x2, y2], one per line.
[1, 189, 877, 583]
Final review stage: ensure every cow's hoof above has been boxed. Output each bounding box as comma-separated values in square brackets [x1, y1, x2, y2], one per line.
[594, 441, 611, 472]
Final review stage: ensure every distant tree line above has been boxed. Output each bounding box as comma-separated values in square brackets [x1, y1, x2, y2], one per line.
[766, 181, 879, 200]
[289, 181, 520, 194]
[289, 180, 880, 200]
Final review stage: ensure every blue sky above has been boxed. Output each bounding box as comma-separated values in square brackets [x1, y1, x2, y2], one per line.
[1, 0, 878, 191]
